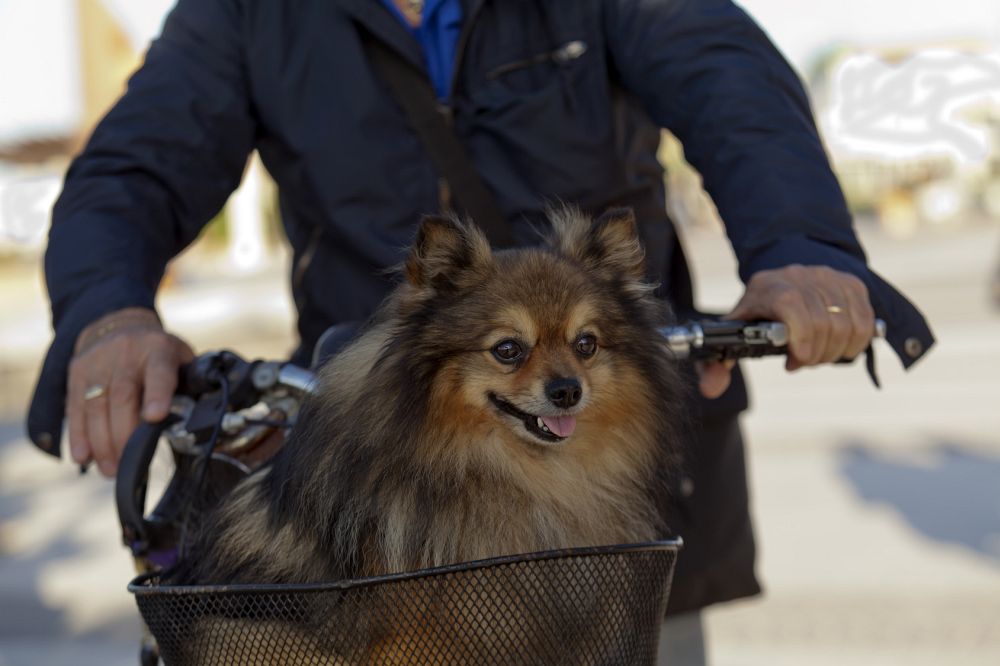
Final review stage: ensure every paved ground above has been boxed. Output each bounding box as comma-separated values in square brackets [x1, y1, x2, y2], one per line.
[1, 223, 998, 664]
[689, 223, 1000, 664]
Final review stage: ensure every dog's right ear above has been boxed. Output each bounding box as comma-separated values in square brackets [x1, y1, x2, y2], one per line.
[405, 215, 492, 292]
[552, 207, 648, 287]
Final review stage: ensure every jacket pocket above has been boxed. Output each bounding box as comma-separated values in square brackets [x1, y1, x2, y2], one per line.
[485, 40, 589, 82]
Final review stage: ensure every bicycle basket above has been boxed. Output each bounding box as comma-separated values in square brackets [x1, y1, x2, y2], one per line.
[130, 540, 680, 665]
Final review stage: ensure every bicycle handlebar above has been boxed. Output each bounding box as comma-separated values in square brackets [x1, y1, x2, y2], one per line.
[113, 316, 887, 576]
[661, 318, 886, 362]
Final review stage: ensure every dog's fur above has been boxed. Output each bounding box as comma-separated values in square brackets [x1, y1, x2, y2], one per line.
[175, 206, 683, 585]
[169, 207, 685, 662]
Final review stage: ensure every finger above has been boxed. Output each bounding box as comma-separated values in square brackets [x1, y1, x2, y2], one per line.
[83, 378, 115, 477]
[696, 360, 733, 399]
[796, 284, 836, 366]
[108, 363, 142, 461]
[816, 283, 853, 364]
[142, 348, 180, 422]
[171, 335, 196, 364]
[821, 310, 851, 363]
[840, 276, 876, 360]
[66, 360, 91, 466]
[767, 287, 815, 369]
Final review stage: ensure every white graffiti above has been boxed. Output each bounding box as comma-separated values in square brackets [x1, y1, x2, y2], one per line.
[0, 174, 60, 249]
[825, 50, 1000, 164]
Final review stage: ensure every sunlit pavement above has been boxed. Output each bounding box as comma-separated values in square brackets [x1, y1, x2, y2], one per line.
[691, 223, 1000, 665]
[1, 225, 998, 665]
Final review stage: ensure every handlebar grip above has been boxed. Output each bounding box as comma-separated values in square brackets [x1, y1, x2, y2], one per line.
[115, 415, 179, 553]
[663, 318, 887, 362]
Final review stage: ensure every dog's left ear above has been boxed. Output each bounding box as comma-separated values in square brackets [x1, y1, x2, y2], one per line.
[555, 207, 648, 286]
[405, 215, 492, 292]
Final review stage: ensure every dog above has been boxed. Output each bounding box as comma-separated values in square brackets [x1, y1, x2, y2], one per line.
[169, 206, 686, 663]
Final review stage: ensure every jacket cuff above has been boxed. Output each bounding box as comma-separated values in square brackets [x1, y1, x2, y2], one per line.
[27, 279, 155, 457]
[741, 234, 935, 370]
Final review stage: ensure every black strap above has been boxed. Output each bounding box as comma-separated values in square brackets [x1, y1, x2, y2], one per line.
[361, 32, 514, 247]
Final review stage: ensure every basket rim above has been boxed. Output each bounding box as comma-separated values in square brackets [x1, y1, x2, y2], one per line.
[129, 538, 682, 597]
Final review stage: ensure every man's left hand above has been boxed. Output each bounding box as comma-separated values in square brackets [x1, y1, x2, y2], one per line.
[696, 264, 876, 398]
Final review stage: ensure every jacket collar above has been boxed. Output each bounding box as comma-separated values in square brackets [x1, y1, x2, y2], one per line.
[339, 0, 488, 89]
[339, 0, 424, 69]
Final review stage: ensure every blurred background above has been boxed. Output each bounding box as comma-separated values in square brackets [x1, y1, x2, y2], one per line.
[0, 1, 998, 664]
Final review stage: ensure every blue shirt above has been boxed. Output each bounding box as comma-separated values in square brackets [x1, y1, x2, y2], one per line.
[381, 0, 463, 100]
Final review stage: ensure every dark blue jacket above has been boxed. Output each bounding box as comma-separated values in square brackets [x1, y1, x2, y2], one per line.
[29, 0, 933, 612]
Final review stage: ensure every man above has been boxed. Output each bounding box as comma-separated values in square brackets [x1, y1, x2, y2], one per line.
[28, 0, 933, 662]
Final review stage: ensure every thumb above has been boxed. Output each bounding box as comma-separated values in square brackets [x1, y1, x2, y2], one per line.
[696, 360, 735, 399]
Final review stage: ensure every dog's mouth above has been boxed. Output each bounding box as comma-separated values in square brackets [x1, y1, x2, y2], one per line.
[488, 393, 577, 444]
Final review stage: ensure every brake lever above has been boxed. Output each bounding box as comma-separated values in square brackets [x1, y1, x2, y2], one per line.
[660, 318, 887, 362]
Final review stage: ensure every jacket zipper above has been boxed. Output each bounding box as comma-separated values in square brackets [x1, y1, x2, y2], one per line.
[486, 41, 588, 80]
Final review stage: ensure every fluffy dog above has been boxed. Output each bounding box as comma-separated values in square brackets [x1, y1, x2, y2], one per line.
[169, 207, 686, 663]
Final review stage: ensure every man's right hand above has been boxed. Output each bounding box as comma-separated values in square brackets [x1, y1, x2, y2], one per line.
[67, 308, 194, 477]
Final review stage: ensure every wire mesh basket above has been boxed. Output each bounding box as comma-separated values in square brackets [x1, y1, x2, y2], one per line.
[130, 540, 681, 665]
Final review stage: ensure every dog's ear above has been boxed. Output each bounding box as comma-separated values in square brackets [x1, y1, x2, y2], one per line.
[553, 207, 648, 287]
[405, 215, 492, 291]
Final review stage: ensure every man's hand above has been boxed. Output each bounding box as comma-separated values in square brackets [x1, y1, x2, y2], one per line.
[696, 359, 736, 399]
[67, 308, 194, 477]
[696, 264, 876, 398]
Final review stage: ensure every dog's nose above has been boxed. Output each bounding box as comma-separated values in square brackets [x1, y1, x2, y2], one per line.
[546, 377, 582, 409]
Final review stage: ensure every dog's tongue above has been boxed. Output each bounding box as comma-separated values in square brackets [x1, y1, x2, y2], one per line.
[541, 415, 576, 438]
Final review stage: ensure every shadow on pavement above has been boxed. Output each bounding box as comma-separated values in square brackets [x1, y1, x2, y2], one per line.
[0, 419, 139, 650]
[838, 441, 1000, 564]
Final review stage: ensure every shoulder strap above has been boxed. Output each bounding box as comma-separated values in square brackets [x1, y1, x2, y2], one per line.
[361, 32, 514, 247]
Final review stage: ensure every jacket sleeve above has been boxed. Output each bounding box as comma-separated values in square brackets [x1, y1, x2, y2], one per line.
[602, 0, 934, 369]
[28, 0, 256, 455]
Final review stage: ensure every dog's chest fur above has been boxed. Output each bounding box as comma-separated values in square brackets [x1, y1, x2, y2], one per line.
[372, 437, 662, 574]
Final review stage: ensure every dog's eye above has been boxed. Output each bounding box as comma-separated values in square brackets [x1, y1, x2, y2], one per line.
[575, 334, 597, 358]
[492, 340, 524, 363]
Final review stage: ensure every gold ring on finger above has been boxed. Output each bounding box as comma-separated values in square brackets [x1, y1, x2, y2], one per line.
[83, 384, 107, 401]
[826, 305, 844, 315]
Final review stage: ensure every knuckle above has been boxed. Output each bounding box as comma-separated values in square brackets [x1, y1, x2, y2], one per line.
[856, 307, 875, 327]
[834, 310, 852, 328]
[96, 332, 129, 354]
[116, 331, 135, 349]
[854, 304, 876, 330]
[783, 264, 805, 279]
[145, 355, 177, 379]
[747, 271, 769, 290]
[108, 381, 138, 404]
[830, 316, 851, 337]
[773, 287, 803, 310]
[844, 273, 868, 295]
[145, 328, 171, 344]
[67, 408, 83, 428]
